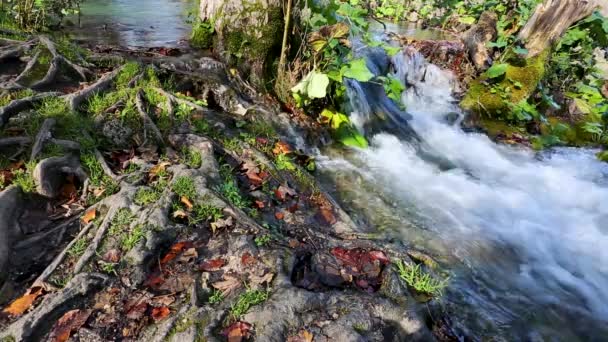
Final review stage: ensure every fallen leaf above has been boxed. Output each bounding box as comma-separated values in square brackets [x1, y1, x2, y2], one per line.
[318, 208, 337, 225]
[2, 286, 45, 316]
[223, 321, 252, 342]
[151, 306, 170, 321]
[48, 309, 91, 342]
[275, 211, 284, 220]
[151, 295, 175, 306]
[178, 247, 198, 263]
[160, 241, 194, 265]
[248, 272, 274, 287]
[288, 239, 300, 248]
[102, 249, 121, 263]
[199, 258, 226, 272]
[181, 196, 193, 210]
[149, 161, 171, 179]
[125, 291, 152, 320]
[274, 185, 297, 202]
[241, 252, 256, 266]
[173, 209, 188, 219]
[254, 200, 265, 209]
[210, 216, 233, 234]
[60, 183, 77, 199]
[81, 209, 96, 224]
[93, 187, 106, 198]
[273, 141, 292, 155]
[287, 329, 314, 342]
[212, 275, 241, 295]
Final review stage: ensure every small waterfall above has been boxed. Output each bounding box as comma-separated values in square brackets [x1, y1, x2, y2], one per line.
[323, 42, 608, 337]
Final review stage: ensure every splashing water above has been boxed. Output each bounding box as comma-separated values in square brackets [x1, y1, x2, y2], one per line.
[319, 46, 608, 338]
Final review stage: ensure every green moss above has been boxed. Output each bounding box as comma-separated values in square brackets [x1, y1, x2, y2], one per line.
[597, 150, 608, 162]
[461, 50, 549, 117]
[191, 20, 214, 49]
[223, 5, 283, 59]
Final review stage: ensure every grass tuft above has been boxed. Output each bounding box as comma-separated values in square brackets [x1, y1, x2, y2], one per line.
[395, 260, 448, 297]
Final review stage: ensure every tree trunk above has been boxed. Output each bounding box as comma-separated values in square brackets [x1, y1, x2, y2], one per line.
[519, 0, 608, 57]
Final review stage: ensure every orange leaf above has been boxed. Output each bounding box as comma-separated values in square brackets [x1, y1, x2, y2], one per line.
[151, 306, 170, 321]
[160, 241, 194, 265]
[181, 196, 193, 210]
[272, 141, 292, 155]
[275, 211, 284, 220]
[2, 286, 45, 316]
[81, 209, 96, 224]
[149, 161, 170, 178]
[48, 309, 91, 342]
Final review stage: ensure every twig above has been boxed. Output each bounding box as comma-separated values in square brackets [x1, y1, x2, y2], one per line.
[73, 205, 119, 274]
[33, 220, 95, 286]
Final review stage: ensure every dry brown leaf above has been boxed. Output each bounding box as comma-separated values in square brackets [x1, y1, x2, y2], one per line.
[102, 249, 121, 263]
[2, 286, 45, 316]
[212, 275, 241, 295]
[181, 196, 193, 210]
[248, 272, 274, 287]
[48, 309, 91, 342]
[149, 161, 171, 178]
[93, 187, 106, 198]
[173, 209, 188, 219]
[178, 247, 198, 263]
[81, 209, 96, 224]
[273, 141, 292, 155]
[151, 306, 170, 321]
[223, 321, 252, 342]
[210, 216, 233, 234]
[199, 258, 226, 272]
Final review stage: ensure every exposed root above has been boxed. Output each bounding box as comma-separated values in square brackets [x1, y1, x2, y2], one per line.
[135, 90, 164, 144]
[33, 221, 96, 287]
[30, 36, 92, 89]
[0, 91, 61, 128]
[7, 50, 40, 89]
[153, 87, 207, 113]
[72, 204, 120, 274]
[30, 118, 56, 160]
[0, 136, 31, 148]
[63, 65, 124, 111]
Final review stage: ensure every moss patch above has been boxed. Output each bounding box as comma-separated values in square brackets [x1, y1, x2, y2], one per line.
[191, 20, 214, 49]
[461, 50, 549, 117]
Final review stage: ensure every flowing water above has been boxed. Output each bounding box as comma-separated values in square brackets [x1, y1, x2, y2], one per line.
[317, 43, 608, 340]
[68, 0, 197, 47]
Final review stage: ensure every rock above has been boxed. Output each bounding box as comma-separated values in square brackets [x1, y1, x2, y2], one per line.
[462, 11, 497, 70]
[101, 118, 133, 148]
[33, 154, 87, 199]
[199, 0, 284, 88]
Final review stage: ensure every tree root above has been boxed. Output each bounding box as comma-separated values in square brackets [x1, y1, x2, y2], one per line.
[0, 136, 31, 148]
[30, 36, 92, 89]
[63, 65, 125, 111]
[135, 90, 164, 144]
[30, 118, 56, 160]
[0, 91, 61, 128]
[5, 50, 40, 90]
[33, 221, 96, 287]
[72, 204, 120, 274]
[153, 87, 208, 113]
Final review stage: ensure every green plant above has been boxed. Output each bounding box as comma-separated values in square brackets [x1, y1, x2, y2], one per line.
[11, 161, 36, 192]
[395, 260, 447, 297]
[134, 187, 161, 206]
[182, 147, 202, 169]
[68, 237, 88, 257]
[208, 289, 224, 304]
[172, 176, 197, 199]
[191, 20, 214, 49]
[98, 260, 118, 275]
[274, 153, 296, 171]
[116, 62, 141, 88]
[190, 203, 223, 225]
[254, 234, 271, 247]
[121, 224, 146, 251]
[109, 209, 135, 236]
[229, 288, 269, 319]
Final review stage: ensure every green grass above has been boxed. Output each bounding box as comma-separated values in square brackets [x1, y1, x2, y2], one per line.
[172, 176, 197, 199]
[182, 147, 202, 169]
[395, 260, 448, 297]
[190, 203, 223, 225]
[134, 187, 161, 206]
[116, 62, 141, 88]
[81, 153, 119, 203]
[108, 209, 135, 236]
[68, 238, 88, 257]
[11, 161, 37, 192]
[254, 235, 271, 247]
[217, 180, 249, 209]
[249, 120, 276, 138]
[208, 289, 224, 304]
[222, 137, 242, 153]
[229, 289, 269, 320]
[98, 260, 118, 275]
[120, 224, 146, 251]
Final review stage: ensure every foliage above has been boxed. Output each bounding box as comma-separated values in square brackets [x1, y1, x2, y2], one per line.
[190, 203, 223, 225]
[181, 148, 202, 169]
[134, 188, 161, 206]
[11, 161, 36, 192]
[229, 288, 269, 319]
[191, 20, 214, 49]
[121, 224, 146, 251]
[395, 260, 447, 297]
[172, 176, 197, 199]
[0, 0, 82, 30]
[208, 289, 224, 304]
[67, 237, 88, 257]
[254, 234, 271, 247]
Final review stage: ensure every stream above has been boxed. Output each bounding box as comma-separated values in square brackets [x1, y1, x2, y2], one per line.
[63, 5, 608, 340]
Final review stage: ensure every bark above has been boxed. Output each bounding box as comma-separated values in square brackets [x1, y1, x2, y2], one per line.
[519, 0, 608, 57]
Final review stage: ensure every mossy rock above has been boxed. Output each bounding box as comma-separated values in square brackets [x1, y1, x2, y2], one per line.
[461, 50, 549, 117]
[199, 0, 284, 88]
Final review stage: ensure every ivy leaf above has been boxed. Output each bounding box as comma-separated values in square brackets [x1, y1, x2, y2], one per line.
[486, 63, 508, 79]
[291, 70, 329, 99]
[341, 59, 374, 82]
[383, 45, 401, 57]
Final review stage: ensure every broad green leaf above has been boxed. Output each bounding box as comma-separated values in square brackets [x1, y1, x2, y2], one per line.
[513, 46, 529, 55]
[383, 45, 401, 56]
[486, 63, 508, 79]
[458, 16, 476, 25]
[307, 71, 330, 98]
[573, 98, 592, 114]
[341, 58, 374, 82]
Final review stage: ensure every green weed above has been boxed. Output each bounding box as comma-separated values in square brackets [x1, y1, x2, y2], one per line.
[190, 203, 223, 225]
[229, 288, 269, 319]
[182, 147, 202, 169]
[172, 176, 197, 199]
[254, 235, 271, 247]
[11, 161, 36, 192]
[134, 187, 161, 206]
[68, 237, 88, 257]
[208, 289, 224, 304]
[121, 224, 146, 251]
[275, 154, 295, 171]
[395, 260, 447, 297]
[116, 62, 141, 88]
